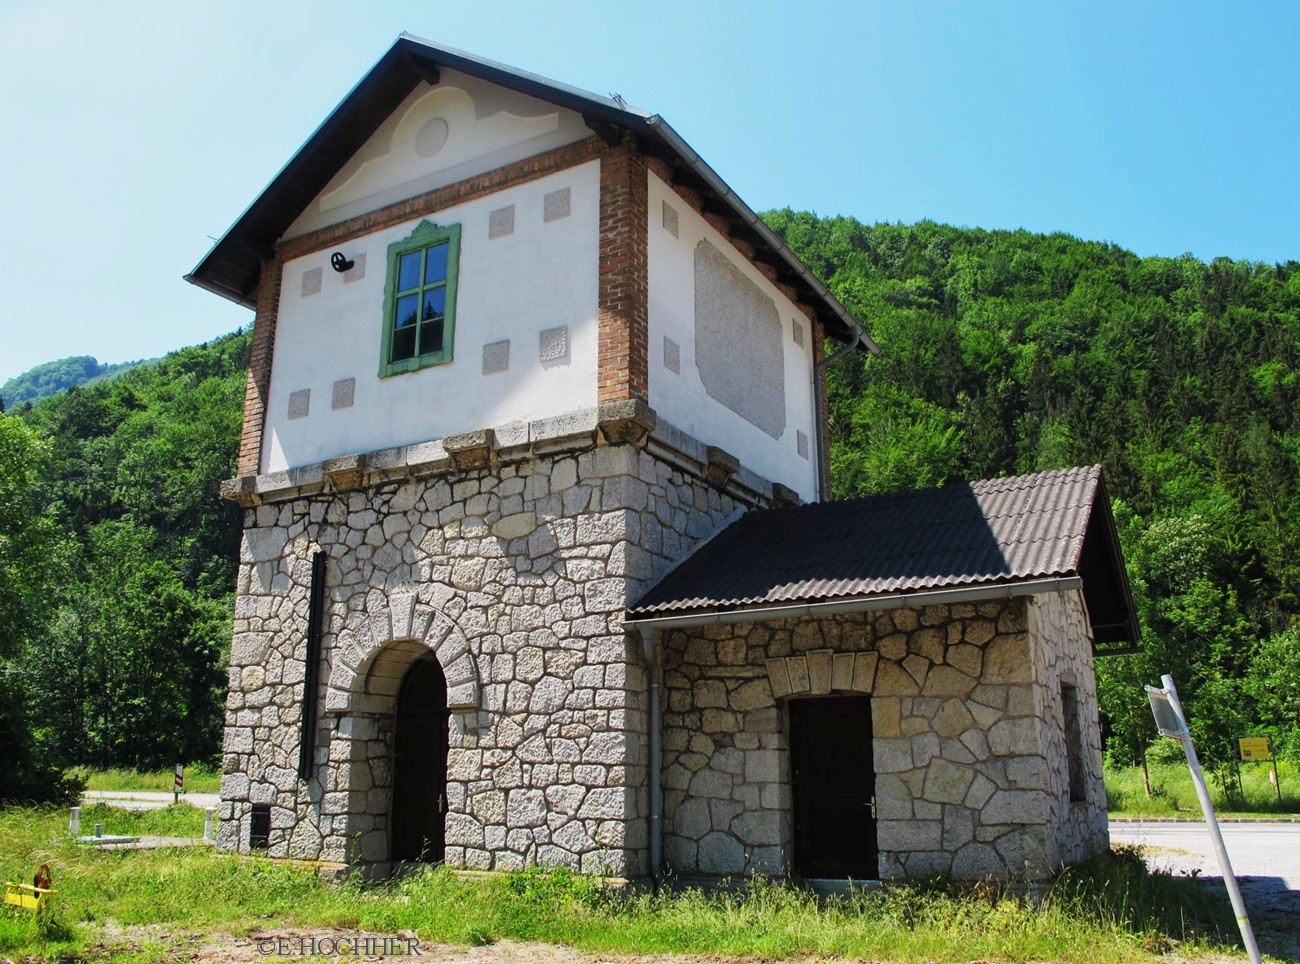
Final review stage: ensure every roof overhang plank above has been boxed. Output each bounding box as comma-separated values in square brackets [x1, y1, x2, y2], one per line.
[185, 34, 875, 352]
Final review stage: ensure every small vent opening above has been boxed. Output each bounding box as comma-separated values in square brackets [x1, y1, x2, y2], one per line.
[249, 804, 271, 849]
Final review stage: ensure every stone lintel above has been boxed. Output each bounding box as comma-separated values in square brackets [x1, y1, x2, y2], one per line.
[766, 649, 874, 699]
[323, 454, 367, 492]
[220, 475, 261, 507]
[769, 482, 803, 508]
[443, 429, 497, 471]
[530, 410, 598, 456]
[596, 399, 656, 447]
[704, 446, 741, 489]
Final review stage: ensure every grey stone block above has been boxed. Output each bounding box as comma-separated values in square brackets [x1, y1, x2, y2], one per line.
[489, 205, 515, 239]
[288, 388, 310, 419]
[343, 251, 365, 282]
[543, 187, 571, 222]
[331, 378, 355, 410]
[482, 339, 510, 374]
[539, 326, 568, 362]
[662, 200, 679, 237]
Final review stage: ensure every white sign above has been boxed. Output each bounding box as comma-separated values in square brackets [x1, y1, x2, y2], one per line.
[1145, 685, 1188, 737]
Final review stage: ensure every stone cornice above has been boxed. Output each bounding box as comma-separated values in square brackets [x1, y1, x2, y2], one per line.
[219, 408, 803, 511]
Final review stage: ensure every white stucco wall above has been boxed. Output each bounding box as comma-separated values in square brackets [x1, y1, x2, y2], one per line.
[262, 160, 600, 473]
[285, 68, 592, 240]
[646, 173, 819, 502]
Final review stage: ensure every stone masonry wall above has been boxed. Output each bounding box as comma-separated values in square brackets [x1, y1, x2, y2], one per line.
[219, 437, 743, 876]
[1027, 591, 1109, 867]
[659, 594, 1102, 881]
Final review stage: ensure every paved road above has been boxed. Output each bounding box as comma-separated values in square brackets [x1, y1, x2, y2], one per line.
[1110, 820, 1300, 959]
[82, 789, 220, 811]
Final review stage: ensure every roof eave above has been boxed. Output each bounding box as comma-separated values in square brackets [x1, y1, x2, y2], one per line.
[626, 575, 1085, 629]
[1090, 471, 1142, 649]
[184, 35, 873, 349]
[641, 115, 878, 353]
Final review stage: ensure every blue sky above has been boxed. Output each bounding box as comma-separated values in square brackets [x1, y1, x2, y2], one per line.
[2, 0, 1297, 385]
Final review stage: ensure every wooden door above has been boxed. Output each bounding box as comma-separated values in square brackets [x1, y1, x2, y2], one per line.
[789, 695, 878, 878]
[390, 654, 449, 863]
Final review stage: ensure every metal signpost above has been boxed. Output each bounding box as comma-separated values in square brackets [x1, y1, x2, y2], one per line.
[1145, 675, 1262, 964]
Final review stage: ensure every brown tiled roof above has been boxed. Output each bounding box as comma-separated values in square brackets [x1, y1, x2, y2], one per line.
[629, 466, 1138, 645]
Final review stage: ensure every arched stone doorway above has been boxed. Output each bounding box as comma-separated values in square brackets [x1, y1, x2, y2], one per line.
[391, 653, 450, 863]
[319, 596, 481, 869]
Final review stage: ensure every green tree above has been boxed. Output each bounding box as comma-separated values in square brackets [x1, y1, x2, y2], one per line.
[0, 413, 79, 802]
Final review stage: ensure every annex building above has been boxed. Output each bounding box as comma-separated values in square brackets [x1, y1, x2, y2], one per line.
[188, 35, 1138, 882]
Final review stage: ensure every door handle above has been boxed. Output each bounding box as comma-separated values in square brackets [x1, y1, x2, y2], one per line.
[866, 796, 876, 818]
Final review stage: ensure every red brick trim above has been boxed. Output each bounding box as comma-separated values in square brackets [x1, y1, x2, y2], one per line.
[597, 135, 649, 404]
[278, 136, 607, 263]
[233, 136, 608, 476]
[812, 321, 831, 497]
[237, 256, 284, 476]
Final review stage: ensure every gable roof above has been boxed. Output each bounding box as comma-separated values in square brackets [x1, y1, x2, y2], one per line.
[185, 34, 877, 353]
[628, 465, 1139, 650]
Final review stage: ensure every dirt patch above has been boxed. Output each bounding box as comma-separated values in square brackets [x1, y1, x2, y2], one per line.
[11, 926, 854, 964]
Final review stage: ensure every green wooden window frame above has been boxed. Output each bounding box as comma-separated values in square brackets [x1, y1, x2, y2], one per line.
[380, 220, 461, 377]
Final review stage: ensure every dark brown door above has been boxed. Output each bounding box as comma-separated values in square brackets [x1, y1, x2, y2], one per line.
[390, 654, 449, 863]
[790, 695, 877, 878]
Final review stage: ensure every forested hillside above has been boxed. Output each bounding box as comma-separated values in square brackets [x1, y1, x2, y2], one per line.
[1, 331, 248, 795]
[766, 211, 1300, 774]
[2, 215, 1298, 802]
[0, 355, 149, 409]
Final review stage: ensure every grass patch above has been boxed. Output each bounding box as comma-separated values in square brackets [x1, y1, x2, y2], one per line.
[1106, 760, 1300, 817]
[0, 806, 1240, 963]
[75, 767, 221, 795]
[74, 803, 208, 839]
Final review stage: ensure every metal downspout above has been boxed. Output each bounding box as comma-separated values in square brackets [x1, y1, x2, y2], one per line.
[813, 318, 863, 502]
[635, 626, 663, 886]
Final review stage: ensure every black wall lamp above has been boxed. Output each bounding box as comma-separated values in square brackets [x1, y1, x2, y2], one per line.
[330, 251, 355, 272]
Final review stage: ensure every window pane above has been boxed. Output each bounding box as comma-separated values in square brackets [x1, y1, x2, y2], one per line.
[422, 286, 445, 321]
[398, 252, 422, 291]
[420, 318, 444, 356]
[391, 325, 416, 362]
[424, 242, 449, 284]
[395, 294, 418, 328]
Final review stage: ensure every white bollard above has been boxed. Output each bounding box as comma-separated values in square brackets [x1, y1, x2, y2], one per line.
[70, 806, 81, 834]
[204, 808, 216, 841]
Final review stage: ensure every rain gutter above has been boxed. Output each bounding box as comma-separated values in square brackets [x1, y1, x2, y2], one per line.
[812, 314, 863, 501]
[625, 576, 1085, 631]
[630, 625, 663, 887]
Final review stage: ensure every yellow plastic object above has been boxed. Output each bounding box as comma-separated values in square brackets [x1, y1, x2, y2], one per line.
[4, 881, 55, 912]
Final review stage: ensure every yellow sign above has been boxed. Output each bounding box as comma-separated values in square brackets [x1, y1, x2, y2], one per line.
[1238, 736, 1271, 761]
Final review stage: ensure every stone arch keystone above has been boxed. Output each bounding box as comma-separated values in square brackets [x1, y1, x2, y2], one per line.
[325, 593, 480, 713]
